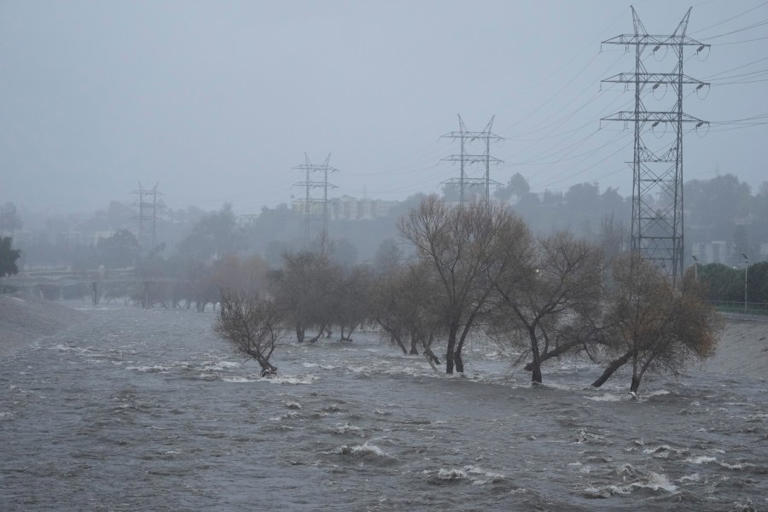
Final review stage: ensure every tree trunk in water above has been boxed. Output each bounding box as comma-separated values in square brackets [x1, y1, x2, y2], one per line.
[409, 337, 419, 355]
[392, 334, 408, 354]
[257, 357, 277, 376]
[630, 374, 641, 393]
[454, 350, 464, 373]
[529, 328, 542, 384]
[423, 347, 440, 366]
[591, 350, 633, 388]
[309, 325, 326, 343]
[295, 325, 305, 344]
[524, 339, 582, 371]
[445, 327, 458, 374]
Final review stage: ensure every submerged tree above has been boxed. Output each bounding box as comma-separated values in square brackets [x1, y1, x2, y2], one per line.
[331, 265, 373, 342]
[270, 250, 340, 343]
[399, 196, 529, 374]
[593, 253, 722, 393]
[491, 232, 604, 384]
[371, 260, 444, 366]
[215, 292, 283, 376]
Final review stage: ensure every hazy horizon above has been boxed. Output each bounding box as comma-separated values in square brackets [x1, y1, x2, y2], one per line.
[1, 0, 766, 215]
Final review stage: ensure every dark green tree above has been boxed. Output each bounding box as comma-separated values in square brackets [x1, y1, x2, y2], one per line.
[0, 237, 21, 277]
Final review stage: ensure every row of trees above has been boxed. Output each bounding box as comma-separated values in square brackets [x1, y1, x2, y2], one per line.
[697, 261, 768, 305]
[216, 196, 722, 394]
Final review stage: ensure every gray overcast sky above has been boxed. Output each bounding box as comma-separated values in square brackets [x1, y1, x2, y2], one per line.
[1, 0, 766, 214]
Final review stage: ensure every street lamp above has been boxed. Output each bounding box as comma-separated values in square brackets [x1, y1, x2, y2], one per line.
[742, 253, 749, 313]
[692, 255, 698, 283]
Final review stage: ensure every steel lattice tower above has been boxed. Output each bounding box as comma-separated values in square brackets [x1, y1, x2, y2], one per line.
[441, 115, 503, 205]
[292, 153, 338, 250]
[601, 6, 709, 285]
[133, 182, 162, 250]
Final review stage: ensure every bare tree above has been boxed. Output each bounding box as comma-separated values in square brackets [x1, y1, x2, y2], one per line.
[592, 253, 722, 393]
[332, 265, 374, 342]
[371, 260, 444, 366]
[399, 196, 528, 374]
[270, 251, 340, 343]
[491, 232, 604, 384]
[215, 292, 283, 376]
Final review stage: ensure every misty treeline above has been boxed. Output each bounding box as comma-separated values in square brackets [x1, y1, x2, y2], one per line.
[215, 196, 721, 394]
[7, 172, 768, 276]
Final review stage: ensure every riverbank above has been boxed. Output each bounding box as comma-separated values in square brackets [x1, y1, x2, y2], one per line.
[700, 313, 768, 381]
[0, 294, 87, 357]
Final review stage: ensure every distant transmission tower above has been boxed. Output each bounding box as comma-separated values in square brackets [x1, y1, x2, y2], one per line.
[133, 182, 162, 250]
[601, 7, 709, 285]
[441, 115, 503, 205]
[292, 153, 338, 249]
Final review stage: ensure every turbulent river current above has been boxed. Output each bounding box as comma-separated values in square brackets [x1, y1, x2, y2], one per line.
[1, 304, 767, 511]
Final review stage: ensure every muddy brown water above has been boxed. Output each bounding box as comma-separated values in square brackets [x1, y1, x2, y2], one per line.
[1, 304, 766, 511]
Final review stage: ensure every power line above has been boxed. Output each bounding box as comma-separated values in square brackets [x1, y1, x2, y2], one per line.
[700, 17, 768, 40]
[708, 68, 768, 81]
[703, 55, 768, 78]
[691, 0, 768, 35]
[716, 35, 768, 45]
[538, 138, 634, 189]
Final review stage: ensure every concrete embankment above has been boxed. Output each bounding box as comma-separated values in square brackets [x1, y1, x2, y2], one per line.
[700, 313, 768, 380]
[0, 294, 87, 357]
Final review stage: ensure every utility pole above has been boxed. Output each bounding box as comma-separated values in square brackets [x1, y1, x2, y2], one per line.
[292, 153, 338, 251]
[133, 182, 162, 251]
[692, 254, 698, 283]
[742, 253, 749, 313]
[601, 6, 709, 286]
[441, 115, 503, 206]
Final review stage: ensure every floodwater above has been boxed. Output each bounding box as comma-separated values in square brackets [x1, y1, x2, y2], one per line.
[1, 305, 767, 511]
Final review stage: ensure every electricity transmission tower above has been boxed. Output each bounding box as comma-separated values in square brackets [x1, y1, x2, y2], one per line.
[292, 153, 338, 249]
[602, 7, 709, 285]
[133, 182, 162, 250]
[441, 115, 503, 205]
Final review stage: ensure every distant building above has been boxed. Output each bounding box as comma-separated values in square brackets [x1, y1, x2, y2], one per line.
[691, 241, 733, 265]
[291, 196, 397, 221]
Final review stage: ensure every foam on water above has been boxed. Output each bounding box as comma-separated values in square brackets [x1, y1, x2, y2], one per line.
[643, 444, 689, 458]
[259, 374, 317, 385]
[339, 441, 390, 459]
[587, 393, 624, 402]
[584, 469, 677, 498]
[126, 365, 172, 373]
[221, 376, 257, 383]
[332, 422, 362, 434]
[434, 468, 467, 481]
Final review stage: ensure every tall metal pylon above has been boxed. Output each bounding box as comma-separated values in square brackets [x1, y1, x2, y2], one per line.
[601, 6, 709, 285]
[441, 115, 503, 206]
[292, 153, 338, 250]
[132, 182, 162, 250]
